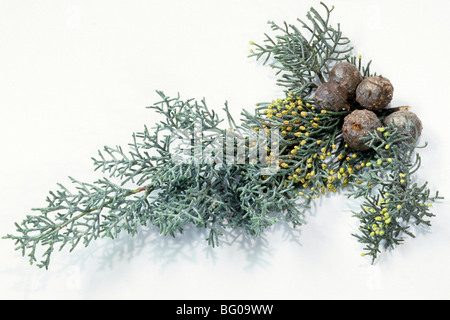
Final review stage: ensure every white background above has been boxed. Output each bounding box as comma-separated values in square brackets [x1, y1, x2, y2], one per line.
[1, 0, 450, 300]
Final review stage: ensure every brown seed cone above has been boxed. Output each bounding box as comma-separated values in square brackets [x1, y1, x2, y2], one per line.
[383, 110, 423, 141]
[328, 62, 363, 100]
[356, 75, 394, 112]
[314, 82, 348, 112]
[342, 109, 382, 151]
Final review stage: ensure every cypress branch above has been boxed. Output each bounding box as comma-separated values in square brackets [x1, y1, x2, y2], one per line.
[3, 2, 442, 268]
